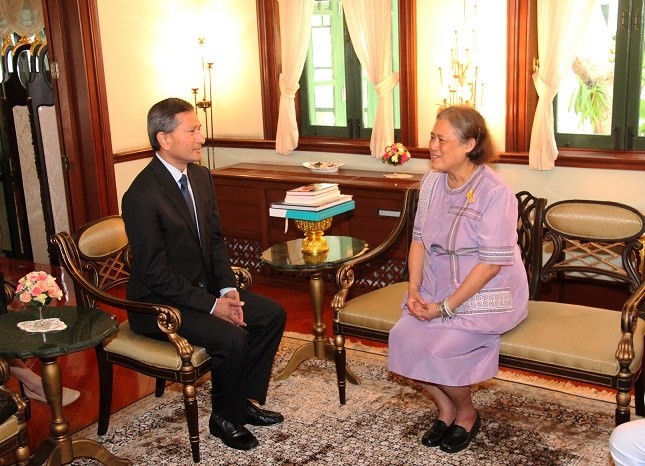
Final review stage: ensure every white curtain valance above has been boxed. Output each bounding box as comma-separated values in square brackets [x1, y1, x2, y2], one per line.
[0, 0, 44, 38]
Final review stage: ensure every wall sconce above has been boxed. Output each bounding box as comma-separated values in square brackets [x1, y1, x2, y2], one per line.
[437, 0, 483, 108]
[191, 37, 215, 168]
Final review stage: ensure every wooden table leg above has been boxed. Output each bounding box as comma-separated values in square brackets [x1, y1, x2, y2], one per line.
[273, 272, 359, 384]
[29, 357, 131, 466]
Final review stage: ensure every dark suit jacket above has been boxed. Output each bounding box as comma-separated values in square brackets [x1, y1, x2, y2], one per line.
[121, 156, 237, 334]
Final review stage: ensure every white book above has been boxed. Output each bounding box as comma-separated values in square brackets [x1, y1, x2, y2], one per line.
[286, 182, 339, 196]
[284, 189, 341, 205]
[271, 195, 353, 211]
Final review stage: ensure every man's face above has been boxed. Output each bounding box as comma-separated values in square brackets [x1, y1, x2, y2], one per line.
[158, 110, 205, 170]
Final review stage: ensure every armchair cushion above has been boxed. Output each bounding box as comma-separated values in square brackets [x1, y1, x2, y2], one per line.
[339, 282, 408, 332]
[501, 301, 645, 375]
[103, 321, 211, 371]
[0, 414, 21, 441]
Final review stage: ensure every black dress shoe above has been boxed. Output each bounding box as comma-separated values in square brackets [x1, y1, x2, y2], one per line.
[439, 411, 481, 453]
[245, 400, 284, 426]
[421, 420, 451, 447]
[209, 414, 259, 450]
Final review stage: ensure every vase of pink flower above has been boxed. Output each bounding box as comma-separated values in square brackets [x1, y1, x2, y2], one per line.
[381, 142, 412, 178]
[16, 271, 63, 329]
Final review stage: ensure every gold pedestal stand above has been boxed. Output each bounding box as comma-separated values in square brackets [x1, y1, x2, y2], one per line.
[294, 217, 333, 255]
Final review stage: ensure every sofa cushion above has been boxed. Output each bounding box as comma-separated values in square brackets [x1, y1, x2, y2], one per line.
[501, 301, 645, 375]
[339, 282, 408, 332]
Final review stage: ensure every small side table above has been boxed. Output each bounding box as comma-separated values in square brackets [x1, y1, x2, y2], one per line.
[261, 236, 368, 381]
[0, 305, 130, 466]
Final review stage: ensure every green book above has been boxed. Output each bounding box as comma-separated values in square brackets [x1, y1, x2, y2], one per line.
[269, 200, 355, 221]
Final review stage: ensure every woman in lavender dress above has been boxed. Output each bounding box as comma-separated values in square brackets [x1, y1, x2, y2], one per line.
[388, 105, 528, 453]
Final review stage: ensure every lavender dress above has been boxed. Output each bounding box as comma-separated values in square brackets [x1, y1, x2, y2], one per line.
[388, 165, 528, 386]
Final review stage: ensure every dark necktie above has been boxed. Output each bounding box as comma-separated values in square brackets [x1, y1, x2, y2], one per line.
[179, 174, 198, 229]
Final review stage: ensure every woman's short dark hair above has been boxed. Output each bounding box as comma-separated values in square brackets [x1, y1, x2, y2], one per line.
[147, 98, 195, 151]
[436, 105, 497, 164]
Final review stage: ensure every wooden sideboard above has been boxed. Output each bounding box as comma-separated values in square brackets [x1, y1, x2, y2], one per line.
[211, 163, 422, 288]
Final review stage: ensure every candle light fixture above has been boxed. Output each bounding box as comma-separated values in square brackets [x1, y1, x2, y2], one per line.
[191, 37, 215, 168]
[438, 0, 483, 108]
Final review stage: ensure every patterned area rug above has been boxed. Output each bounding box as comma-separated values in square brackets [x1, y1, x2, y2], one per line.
[73, 335, 619, 465]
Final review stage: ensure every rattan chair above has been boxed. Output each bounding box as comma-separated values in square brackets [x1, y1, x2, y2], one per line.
[0, 357, 30, 466]
[50, 215, 252, 463]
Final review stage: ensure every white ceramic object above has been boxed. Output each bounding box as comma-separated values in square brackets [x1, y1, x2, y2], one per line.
[303, 161, 344, 173]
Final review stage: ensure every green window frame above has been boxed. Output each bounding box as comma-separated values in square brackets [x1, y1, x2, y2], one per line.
[554, 0, 645, 150]
[298, 0, 401, 140]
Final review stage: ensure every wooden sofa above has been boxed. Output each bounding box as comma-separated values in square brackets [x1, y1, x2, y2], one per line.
[332, 188, 645, 425]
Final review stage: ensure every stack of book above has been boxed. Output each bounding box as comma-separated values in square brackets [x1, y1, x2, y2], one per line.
[269, 182, 355, 221]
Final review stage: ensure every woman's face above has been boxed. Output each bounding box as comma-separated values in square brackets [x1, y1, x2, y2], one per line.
[428, 118, 474, 174]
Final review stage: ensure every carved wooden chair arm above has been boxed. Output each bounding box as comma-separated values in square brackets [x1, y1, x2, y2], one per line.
[333, 187, 418, 311]
[2, 281, 15, 307]
[0, 357, 28, 419]
[50, 232, 194, 362]
[615, 280, 645, 391]
[232, 266, 253, 290]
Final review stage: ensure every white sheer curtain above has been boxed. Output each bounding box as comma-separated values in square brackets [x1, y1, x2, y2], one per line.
[528, 0, 596, 170]
[343, 0, 398, 158]
[0, 0, 43, 38]
[275, 0, 314, 156]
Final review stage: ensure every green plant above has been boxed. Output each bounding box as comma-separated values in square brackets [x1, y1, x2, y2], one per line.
[568, 76, 610, 132]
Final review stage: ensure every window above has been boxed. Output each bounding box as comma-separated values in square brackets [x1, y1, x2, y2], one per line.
[298, 0, 400, 139]
[555, 0, 645, 150]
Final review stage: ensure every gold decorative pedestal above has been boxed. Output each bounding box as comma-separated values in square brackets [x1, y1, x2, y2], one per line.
[294, 217, 333, 255]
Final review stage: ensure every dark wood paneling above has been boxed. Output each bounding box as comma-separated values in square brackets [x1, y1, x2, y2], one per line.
[212, 163, 422, 281]
[42, 0, 118, 232]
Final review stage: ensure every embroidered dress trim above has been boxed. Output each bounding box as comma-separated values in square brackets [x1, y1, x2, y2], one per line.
[478, 245, 515, 264]
[413, 172, 440, 242]
[447, 171, 485, 284]
[455, 288, 513, 315]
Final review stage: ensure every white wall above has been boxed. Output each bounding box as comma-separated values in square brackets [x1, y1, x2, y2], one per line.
[97, 0, 263, 153]
[100, 1, 645, 213]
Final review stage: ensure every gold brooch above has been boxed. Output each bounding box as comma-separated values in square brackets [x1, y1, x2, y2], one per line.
[466, 189, 475, 203]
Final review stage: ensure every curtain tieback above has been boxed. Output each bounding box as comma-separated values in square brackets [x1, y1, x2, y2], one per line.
[532, 73, 557, 101]
[279, 73, 300, 99]
[374, 72, 400, 97]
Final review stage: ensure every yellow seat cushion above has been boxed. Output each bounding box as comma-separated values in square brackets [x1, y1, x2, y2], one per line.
[338, 282, 408, 332]
[103, 321, 211, 370]
[0, 414, 20, 440]
[501, 301, 645, 375]
[339, 283, 644, 377]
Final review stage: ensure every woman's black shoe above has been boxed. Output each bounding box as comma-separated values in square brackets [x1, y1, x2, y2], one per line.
[439, 411, 481, 453]
[421, 420, 451, 447]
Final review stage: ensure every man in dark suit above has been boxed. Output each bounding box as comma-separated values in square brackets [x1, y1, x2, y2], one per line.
[122, 97, 286, 451]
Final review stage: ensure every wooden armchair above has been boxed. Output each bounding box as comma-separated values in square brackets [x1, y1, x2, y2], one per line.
[0, 357, 30, 466]
[49, 215, 252, 463]
[499, 199, 645, 425]
[332, 190, 645, 425]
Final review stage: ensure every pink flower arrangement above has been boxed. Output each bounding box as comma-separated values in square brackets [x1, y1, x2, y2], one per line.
[381, 142, 411, 166]
[16, 271, 63, 306]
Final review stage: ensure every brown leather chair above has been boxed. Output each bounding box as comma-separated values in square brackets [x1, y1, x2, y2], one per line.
[0, 357, 30, 466]
[50, 215, 252, 463]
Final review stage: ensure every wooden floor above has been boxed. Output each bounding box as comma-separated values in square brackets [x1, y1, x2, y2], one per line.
[4, 278, 379, 456]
